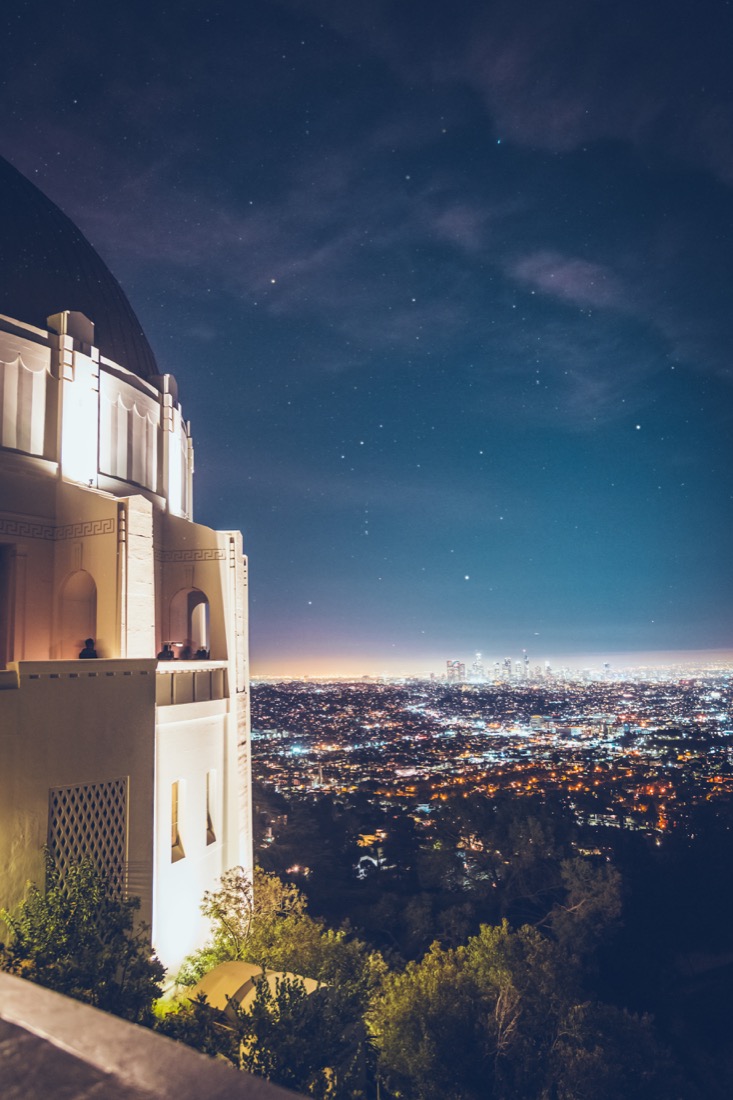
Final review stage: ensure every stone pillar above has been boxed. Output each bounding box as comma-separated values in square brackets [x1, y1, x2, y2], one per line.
[123, 495, 156, 657]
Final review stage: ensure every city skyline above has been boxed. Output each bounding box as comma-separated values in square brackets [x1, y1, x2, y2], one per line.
[2, 0, 732, 675]
[252, 647, 733, 683]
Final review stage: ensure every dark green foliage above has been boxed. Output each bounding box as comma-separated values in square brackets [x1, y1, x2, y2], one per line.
[368, 920, 689, 1100]
[179, 866, 386, 1007]
[240, 784, 727, 1094]
[177, 864, 309, 984]
[547, 858, 622, 960]
[368, 921, 570, 1100]
[551, 1002, 692, 1100]
[368, 938, 488, 1100]
[0, 856, 164, 1023]
[155, 993, 238, 1060]
[235, 974, 372, 1099]
[172, 866, 384, 1097]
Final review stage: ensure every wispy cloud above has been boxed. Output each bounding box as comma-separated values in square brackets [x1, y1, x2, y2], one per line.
[301, 0, 733, 182]
[465, 303, 669, 428]
[510, 252, 622, 309]
[216, 452, 504, 525]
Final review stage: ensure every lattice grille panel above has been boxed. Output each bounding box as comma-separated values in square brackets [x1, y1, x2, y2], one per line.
[48, 778, 128, 895]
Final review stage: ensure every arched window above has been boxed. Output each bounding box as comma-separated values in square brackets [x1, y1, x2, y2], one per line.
[59, 569, 97, 659]
[168, 587, 210, 657]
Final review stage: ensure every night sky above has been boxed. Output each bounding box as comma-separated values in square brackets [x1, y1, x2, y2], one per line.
[2, 0, 732, 676]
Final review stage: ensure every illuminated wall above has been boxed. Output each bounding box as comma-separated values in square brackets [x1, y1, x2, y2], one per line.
[0, 309, 252, 974]
[99, 370, 160, 492]
[0, 660, 157, 927]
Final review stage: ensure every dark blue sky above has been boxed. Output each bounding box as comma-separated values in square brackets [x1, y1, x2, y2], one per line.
[3, 0, 732, 674]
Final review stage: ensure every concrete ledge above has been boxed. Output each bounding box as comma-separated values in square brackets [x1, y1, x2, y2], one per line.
[0, 972, 298, 1100]
[11, 659, 158, 680]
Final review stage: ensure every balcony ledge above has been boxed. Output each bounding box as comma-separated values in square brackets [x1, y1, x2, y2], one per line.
[0, 972, 298, 1100]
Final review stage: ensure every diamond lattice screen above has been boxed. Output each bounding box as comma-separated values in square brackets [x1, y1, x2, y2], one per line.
[48, 778, 128, 895]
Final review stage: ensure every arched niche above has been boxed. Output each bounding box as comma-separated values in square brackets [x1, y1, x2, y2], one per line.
[59, 569, 97, 659]
[169, 587, 210, 657]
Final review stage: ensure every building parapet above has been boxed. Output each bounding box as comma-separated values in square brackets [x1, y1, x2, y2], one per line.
[7, 659, 158, 685]
[1, 660, 229, 708]
[155, 661, 229, 706]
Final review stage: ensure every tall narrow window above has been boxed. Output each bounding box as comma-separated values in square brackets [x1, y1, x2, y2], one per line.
[0, 544, 15, 669]
[206, 770, 217, 846]
[171, 780, 185, 862]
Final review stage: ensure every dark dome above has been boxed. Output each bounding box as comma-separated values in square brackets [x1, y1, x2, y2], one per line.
[0, 156, 157, 380]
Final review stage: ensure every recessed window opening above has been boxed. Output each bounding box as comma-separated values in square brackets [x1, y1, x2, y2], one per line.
[168, 587, 210, 658]
[171, 780, 185, 863]
[206, 769, 217, 846]
[0, 544, 15, 669]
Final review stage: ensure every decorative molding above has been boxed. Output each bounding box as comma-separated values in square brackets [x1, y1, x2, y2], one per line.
[0, 514, 116, 541]
[0, 516, 55, 540]
[0, 352, 50, 375]
[54, 517, 117, 540]
[48, 777, 128, 897]
[156, 548, 226, 562]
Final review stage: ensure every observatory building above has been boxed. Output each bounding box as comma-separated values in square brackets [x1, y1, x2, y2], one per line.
[0, 156, 252, 971]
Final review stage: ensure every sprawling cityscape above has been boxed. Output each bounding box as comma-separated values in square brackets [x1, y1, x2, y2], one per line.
[251, 660, 733, 839]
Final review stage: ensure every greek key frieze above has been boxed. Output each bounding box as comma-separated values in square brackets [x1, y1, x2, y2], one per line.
[156, 548, 226, 562]
[0, 516, 55, 540]
[54, 518, 117, 540]
[0, 515, 117, 541]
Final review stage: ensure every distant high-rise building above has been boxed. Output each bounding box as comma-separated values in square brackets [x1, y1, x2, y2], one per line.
[446, 660, 466, 683]
[469, 651, 485, 681]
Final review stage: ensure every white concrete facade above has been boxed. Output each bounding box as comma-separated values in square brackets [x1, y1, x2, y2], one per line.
[0, 309, 252, 974]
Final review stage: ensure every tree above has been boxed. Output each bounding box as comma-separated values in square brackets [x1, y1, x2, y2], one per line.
[547, 858, 622, 961]
[368, 915, 691, 1100]
[174, 866, 386, 1096]
[179, 866, 386, 1008]
[178, 864, 307, 982]
[462, 921, 574, 1099]
[551, 1002, 693, 1100]
[235, 974, 372, 1099]
[367, 940, 485, 1100]
[0, 856, 164, 1023]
